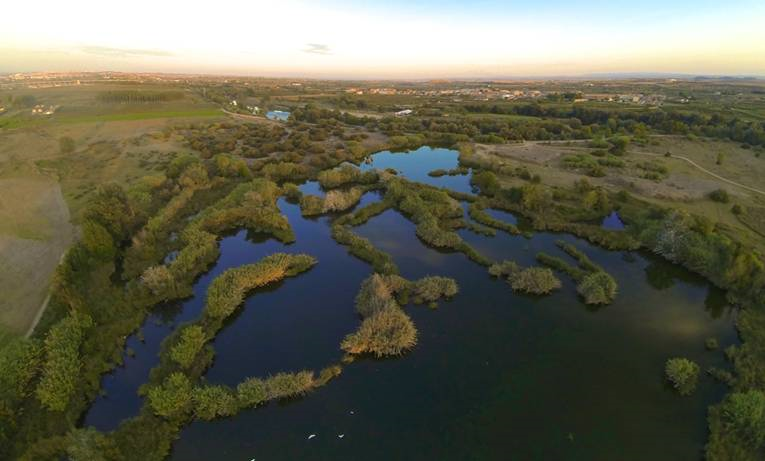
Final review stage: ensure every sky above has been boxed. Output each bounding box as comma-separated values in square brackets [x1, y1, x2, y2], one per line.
[2, 0, 764, 78]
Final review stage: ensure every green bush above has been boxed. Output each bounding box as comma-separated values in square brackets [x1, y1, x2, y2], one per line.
[170, 326, 207, 368]
[489, 260, 521, 277]
[577, 271, 618, 305]
[410, 276, 458, 304]
[263, 371, 315, 400]
[147, 372, 193, 419]
[721, 391, 765, 446]
[354, 274, 400, 318]
[665, 358, 700, 396]
[332, 225, 399, 274]
[709, 189, 731, 203]
[341, 307, 417, 357]
[508, 267, 562, 295]
[205, 253, 316, 320]
[192, 385, 238, 420]
[318, 164, 377, 188]
[236, 377, 268, 408]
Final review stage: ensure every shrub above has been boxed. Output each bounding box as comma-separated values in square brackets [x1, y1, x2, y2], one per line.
[665, 358, 700, 396]
[236, 377, 268, 408]
[341, 308, 417, 357]
[147, 372, 193, 419]
[468, 203, 520, 234]
[299, 195, 324, 216]
[354, 274, 399, 318]
[471, 171, 500, 196]
[332, 225, 399, 275]
[141, 265, 176, 299]
[170, 326, 207, 368]
[322, 187, 364, 213]
[709, 189, 731, 203]
[264, 371, 315, 400]
[508, 267, 562, 295]
[706, 337, 719, 350]
[720, 391, 765, 446]
[489, 260, 521, 277]
[205, 254, 316, 320]
[411, 276, 458, 304]
[59, 136, 76, 154]
[315, 365, 343, 387]
[318, 164, 377, 188]
[577, 271, 617, 305]
[192, 385, 239, 420]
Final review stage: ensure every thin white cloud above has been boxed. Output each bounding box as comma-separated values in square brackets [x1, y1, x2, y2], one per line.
[79, 45, 173, 58]
[303, 43, 331, 55]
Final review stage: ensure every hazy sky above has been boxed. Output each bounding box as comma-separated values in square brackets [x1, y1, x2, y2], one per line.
[2, 0, 764, 78]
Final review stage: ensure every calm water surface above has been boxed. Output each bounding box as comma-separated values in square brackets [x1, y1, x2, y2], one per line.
[266, 110, 290, 121]
[83, 147, 736, 460]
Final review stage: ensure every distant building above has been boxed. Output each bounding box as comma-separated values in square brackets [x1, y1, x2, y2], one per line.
[395, 109, 413, 117]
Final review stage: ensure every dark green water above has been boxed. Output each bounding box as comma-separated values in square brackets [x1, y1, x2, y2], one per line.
[83, 147, 737, 460]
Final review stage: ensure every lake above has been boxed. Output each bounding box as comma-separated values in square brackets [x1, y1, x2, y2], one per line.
[82, 147, 736, 460]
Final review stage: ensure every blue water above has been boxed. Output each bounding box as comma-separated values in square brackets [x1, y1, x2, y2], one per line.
[81, 146, 736, 460]
[359, 146, 473, 194]
[602, 211, 626, 230]
[266, 110, 290, 121]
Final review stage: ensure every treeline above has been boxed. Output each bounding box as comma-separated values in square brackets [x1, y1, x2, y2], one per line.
[97, 90, 185, 104]
[464, 102, 765, 147]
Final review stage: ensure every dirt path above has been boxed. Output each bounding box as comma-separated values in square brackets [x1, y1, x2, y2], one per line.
[221, 108, 281, 125]
[635, 151, 765, 197]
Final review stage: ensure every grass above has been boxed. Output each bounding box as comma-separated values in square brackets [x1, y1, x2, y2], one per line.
[0, 177, 73, 334]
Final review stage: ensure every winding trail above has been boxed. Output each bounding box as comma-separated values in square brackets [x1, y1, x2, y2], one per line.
[520, 138, 765, 196]
[634, 151, 765, 197]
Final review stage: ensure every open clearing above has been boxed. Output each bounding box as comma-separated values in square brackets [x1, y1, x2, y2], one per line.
[0, 177, 73, 335]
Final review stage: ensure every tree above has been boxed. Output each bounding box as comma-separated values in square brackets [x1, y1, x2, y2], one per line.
[583, 188, 611, 213]
[665, 358, 700, 396]
[609, 136, 631, 155]
[80, 220, 115, 261]
[36, 315, 92, 411]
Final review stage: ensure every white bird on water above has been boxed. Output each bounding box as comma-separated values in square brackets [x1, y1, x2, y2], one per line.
[308, 434, 316, 440]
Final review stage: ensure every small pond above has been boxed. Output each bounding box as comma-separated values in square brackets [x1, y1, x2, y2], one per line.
[359, 145, 473, 194]
[266, 110, 290, 121]
[602, 210, 626, 231]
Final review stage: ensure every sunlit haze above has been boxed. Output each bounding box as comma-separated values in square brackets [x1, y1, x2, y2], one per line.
[2, 0, 765, 78]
